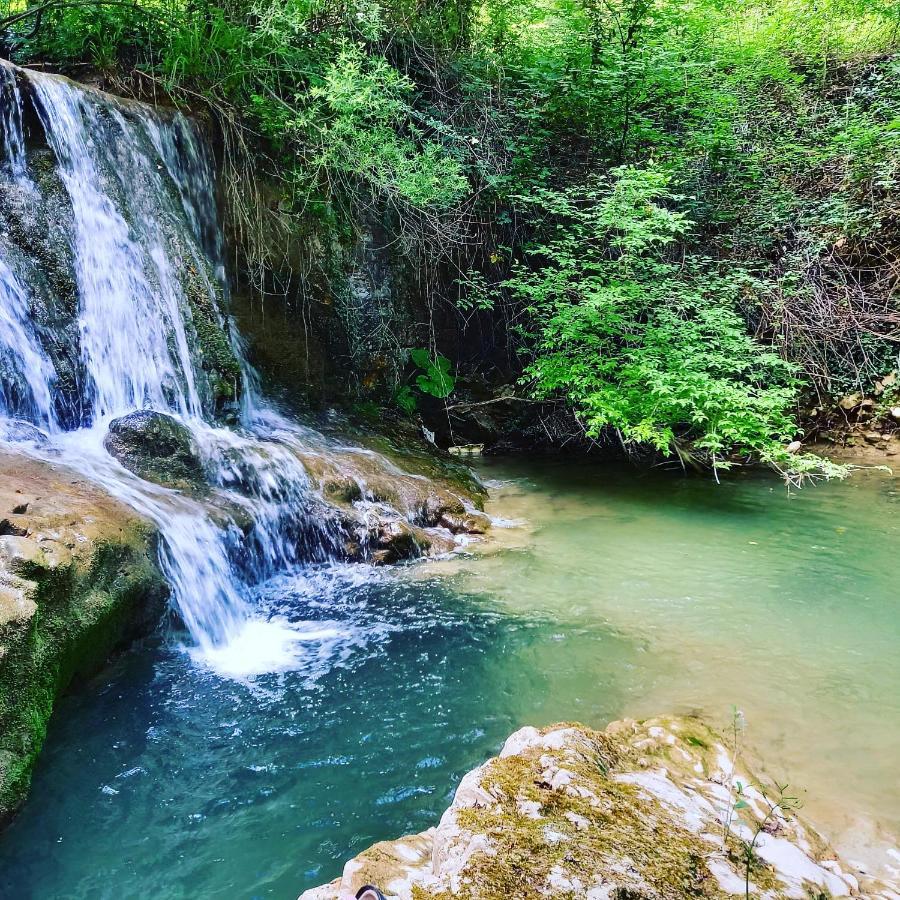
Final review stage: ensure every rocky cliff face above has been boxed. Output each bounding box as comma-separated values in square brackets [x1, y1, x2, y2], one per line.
[0, 449, 168, 826]
[301, 717, 897, 900]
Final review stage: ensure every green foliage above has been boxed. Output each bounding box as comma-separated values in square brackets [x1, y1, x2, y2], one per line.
[5, 0, 897, 475]
[393, 384, 417, 413]
[504, 167, 812, 469]
[410, 348, 456, 398]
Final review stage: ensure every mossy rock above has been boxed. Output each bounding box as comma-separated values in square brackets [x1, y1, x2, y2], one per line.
[104, 410, 207, 491]
[0, 449, 168, 827]
[302, 717, 886, 900]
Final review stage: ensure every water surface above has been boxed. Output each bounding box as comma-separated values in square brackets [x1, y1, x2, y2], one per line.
[1, 459, 897, 897]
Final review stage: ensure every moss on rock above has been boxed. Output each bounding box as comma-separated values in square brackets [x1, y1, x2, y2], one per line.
[0, 450, 168, 827]
[302, 717, 892, 900]
[103, 409, 208, 491]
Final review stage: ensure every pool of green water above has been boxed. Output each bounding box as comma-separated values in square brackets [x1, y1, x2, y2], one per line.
[1, 458, 897, 898]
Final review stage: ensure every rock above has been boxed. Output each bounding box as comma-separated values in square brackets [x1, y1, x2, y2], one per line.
[838, 393, 862, 412]
[104, 410, 206, 490]
[864, 431, 883, 445]
[448, 444, 484, 456]
[0, 448, 167, 827]
[785, 440, 802, 454]
[0, 420, 51, 447]
[301, 716, 896, 900]
[368, 515, 424, 565]
[438, 510, 491, 535]
[890, 407, 900, 421]
[289, 441, 488, 564]
[0, 536, 45, 576]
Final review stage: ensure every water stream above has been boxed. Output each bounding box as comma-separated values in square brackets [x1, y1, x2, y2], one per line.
[0, 459, 897, 898]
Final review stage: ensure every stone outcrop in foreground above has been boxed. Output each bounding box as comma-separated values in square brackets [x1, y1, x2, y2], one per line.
[302, 717, 898, 900]
[0, 449, 168, 826]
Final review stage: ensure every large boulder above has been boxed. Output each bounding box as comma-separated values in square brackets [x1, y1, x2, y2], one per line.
[104, 410, 206, 490]
[301, 716, 896, 900]
[0, 448, 168, 827]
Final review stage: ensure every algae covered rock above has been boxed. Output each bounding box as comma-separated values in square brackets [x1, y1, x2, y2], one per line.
[301, 717, 894, 900]
[0, 448, 168, 826]
[104, 410, 207, 490]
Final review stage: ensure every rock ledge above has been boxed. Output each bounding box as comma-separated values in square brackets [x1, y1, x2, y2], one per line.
[301, 717, 898, 900]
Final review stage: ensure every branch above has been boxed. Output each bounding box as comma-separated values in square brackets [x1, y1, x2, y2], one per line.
[444, 395, 547, 411]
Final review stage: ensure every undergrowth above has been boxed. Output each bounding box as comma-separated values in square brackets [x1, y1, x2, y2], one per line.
[1, 0, 898, 477]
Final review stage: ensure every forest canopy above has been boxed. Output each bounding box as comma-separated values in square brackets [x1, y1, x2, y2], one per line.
[2, 0, 899, 476]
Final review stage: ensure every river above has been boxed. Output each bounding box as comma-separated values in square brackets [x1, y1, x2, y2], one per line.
[1, 457, 897, 898]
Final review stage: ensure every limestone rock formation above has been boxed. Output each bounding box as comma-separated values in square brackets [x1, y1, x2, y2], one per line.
[0, 448, 168, 826]
[301, 717, 897, 900]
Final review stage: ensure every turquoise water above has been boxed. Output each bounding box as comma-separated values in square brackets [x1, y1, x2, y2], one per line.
[1, 459, 898, 897]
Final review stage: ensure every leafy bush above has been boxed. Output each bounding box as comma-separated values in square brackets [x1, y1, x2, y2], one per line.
[409, 349, 456, 399]
[504, 167, 818, 470]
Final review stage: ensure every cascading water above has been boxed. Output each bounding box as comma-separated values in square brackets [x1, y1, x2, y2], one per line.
[28, 75, 206, 420]
[0, 258, 57, 430]
[0, 63, 26, 177]
[0, 62, 399, 676]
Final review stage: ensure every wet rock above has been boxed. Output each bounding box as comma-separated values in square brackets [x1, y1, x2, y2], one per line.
[864, 431, 883, 445]
[0, 448, 167, 827]
[368, 515, 423, 565]
[288, 440, 488, 563]
[0, 420, 51, 447]
[104, 410, 207, 490]
[438, 510, 491, 535]
[301, 716, 896, 900]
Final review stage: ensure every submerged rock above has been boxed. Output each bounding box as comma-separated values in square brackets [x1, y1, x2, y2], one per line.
[0, 448, 167, 827]
[104, 410, 207, 490]
[301, 717, 896, 900]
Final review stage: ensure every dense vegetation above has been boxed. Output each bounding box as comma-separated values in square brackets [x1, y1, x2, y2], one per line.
[2, 0, 898, 475]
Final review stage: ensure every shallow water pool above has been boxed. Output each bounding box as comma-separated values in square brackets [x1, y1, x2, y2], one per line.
[1, 458, 897, 897]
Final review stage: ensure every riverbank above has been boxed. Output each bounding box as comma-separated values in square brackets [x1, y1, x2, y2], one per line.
[0, 448, 168, 826]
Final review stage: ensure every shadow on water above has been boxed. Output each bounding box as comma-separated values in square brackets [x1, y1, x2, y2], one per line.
[0, 568, 642, 900]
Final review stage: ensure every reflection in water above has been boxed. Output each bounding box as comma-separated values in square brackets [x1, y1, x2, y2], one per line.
[1, 459, 898, 898]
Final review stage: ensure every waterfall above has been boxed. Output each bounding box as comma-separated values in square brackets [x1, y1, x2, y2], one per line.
[0, 63, 373, 676]
[0, 64, 26, 177]
[0, 258, 57, 430]
[28, 75, 205, 420]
